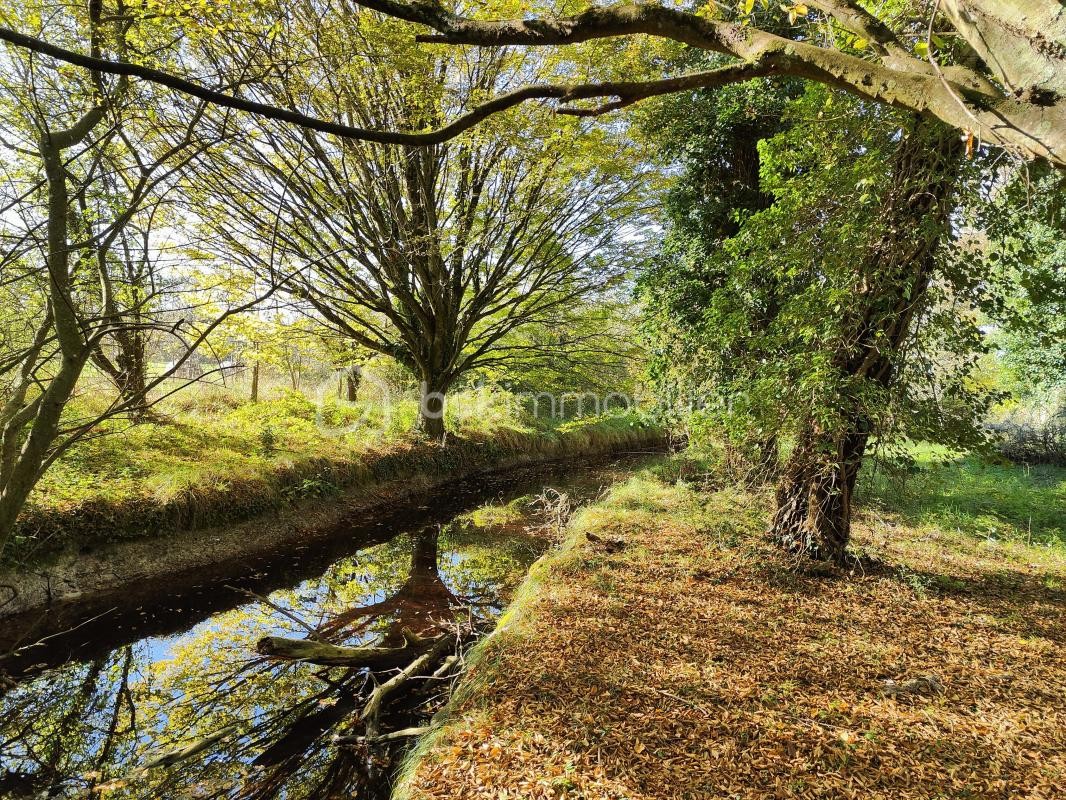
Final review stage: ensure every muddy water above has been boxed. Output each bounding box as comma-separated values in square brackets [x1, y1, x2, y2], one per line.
[0, 455, 654, 799]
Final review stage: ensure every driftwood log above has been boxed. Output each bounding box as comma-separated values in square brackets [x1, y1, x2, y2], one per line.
[142, 724, 240, 769]
[257, 624, 466, 780]
[256, 629, 432, 669]
[360, 633, 458, 726]
[332, 725, 432, 744]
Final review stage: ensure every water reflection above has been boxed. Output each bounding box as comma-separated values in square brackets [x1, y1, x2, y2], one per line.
[0, 517, 547, 798]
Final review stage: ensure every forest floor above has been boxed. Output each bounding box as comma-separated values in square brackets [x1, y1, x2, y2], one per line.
[396, 451, 1066, 799]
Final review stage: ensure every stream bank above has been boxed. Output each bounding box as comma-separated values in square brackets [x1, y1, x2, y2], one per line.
[0, 454, 659, 799]
[1, 418, 664, 621]
[393, 455, 1066, 800]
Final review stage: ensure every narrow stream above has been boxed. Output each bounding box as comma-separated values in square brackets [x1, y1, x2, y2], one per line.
[0, 455, 654, 799]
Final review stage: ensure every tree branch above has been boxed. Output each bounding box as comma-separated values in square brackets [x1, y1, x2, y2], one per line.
[4, 1, 1065, 166]
[807, 1, 907, 59]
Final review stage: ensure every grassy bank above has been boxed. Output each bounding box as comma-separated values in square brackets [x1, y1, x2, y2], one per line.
[395, 452, 1065, 799]
[13, 386, 660, 567]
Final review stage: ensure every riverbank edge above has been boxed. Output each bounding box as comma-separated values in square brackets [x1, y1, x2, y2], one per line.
[0, 419, 666, 620]
[390, 459, 669, 799]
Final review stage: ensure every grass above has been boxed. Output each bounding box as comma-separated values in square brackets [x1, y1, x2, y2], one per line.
[859, 446, 1066, 548]
[457, 497, 533, 530]
[395, 450, 1066, 799]
[12, 383, 662, 567]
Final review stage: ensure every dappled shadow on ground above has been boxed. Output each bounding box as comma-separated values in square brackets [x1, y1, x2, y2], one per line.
[402, 480, 1065, 799]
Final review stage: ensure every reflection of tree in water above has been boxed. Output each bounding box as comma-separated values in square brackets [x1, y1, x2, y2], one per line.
[317, 528, 462, 644]
[0, 647, 138, 797]
[0, 522, 544, 799]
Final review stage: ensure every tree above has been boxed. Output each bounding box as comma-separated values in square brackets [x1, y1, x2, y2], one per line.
[2, 1, 1064, 167]
[982, 167, 1066, 396]
[0, 2, 270, 554]
[769, 109, 965, 561]
[83, 149, 187, 421]
[661, 83, 995, 562]
[195, 5, 645, 437]
[638, 71, 799, 478]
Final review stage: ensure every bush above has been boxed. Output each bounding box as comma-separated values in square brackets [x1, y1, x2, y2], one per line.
[318, 397, 367, 429]
[228, 389, 317, 426]
[990, 412, 1066, 466]
[172, 386, 245, 415]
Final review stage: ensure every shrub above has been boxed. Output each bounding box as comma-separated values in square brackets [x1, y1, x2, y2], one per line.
[172, 386, 245, 415]
[990, 413, 1066, 466]
[318, 397, 367, 429]
[228, 390, 316, 427]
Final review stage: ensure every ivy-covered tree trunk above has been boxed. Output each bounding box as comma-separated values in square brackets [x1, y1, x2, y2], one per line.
[773, 427, 870, 561]
[772, 115, 964, 563]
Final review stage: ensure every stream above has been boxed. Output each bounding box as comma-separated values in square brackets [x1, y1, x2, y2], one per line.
[0, 454, 654, 799]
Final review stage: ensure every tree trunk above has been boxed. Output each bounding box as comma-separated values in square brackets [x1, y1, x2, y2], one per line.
[250, 361, 259, 403]
[92, 326, 150, 422]
[772, 428, 869, 563]
[755, 434, 779, 481]
[771, 115, 964, 563]
[345, 365, 361, 401]
[417, 376, 450, 439]
[115, 336, 149, 422]
[0, 140, 92, 553]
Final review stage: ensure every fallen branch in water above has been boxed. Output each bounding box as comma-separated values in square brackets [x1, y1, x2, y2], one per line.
[333, 725, 432, 744]
[142, 724, 240, 769]
[430, 653, 461, 679]
[256, 629, 430, 669]
[360, 632, 459, 747]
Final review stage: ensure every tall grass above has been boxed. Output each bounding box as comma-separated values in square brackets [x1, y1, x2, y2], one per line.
[857, 446, 1066, 548]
